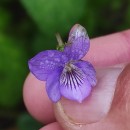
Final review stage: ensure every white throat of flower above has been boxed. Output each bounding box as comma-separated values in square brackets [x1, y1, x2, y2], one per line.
[60, 63, 84, 89]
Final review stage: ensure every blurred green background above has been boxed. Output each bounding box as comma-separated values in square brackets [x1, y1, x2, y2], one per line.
[0, 0, 129, 129]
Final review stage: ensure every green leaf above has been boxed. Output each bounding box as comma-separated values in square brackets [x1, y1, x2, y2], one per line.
[31, 32, 56, 53]
[21, 0, 86, 36]
[0, 34, 28, 108]
[0, 8, 11, 31]
[17, 113, 42, 130]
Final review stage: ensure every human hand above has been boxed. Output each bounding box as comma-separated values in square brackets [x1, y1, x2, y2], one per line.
[23, 29, 130, 130]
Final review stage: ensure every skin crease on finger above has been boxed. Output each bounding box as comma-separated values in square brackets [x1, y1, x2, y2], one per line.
[23, 29, 130, 126]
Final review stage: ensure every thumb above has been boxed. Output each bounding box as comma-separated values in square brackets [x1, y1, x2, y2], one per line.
[54, 66, 124, 129]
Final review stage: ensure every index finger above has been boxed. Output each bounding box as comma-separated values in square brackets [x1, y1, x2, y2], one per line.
[23, 29, 130, 124]
[85, 29, 130, 67]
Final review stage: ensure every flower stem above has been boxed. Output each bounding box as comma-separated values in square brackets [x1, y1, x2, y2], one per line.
[56, 33, 65, 51]
[56, 33, 64, 46]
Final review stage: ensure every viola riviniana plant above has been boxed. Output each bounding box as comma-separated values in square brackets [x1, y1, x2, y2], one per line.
[28, 24, 97, 103]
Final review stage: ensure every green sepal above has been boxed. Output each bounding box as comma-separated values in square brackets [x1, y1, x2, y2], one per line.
[56, 44, 65, 51]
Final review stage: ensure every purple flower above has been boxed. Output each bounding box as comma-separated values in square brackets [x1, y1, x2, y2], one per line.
[28, 24, 97, 103]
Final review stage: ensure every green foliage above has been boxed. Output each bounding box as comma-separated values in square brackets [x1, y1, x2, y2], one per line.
[0, 34, 28, 108]
[119, 3, 130, 30]
[31, 31, 57, 53]
[0, 8, 11, 31]
[83, 0, 130, 37]
[17, 113, 42, 130]
[21, 0, 86, 36]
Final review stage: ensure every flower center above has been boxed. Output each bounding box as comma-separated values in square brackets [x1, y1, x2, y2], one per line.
[65, 63, 73, 72]
[60, 63, 84, 89]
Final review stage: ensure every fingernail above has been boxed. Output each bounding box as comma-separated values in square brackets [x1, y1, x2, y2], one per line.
[54, 67, 123, 126]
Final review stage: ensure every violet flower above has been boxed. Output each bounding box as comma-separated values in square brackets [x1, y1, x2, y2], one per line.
[28, 24, 97, 103]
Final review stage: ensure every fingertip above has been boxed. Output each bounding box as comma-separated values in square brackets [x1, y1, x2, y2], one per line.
[23, 73, 55, 124]
[85, 30, 130, 67]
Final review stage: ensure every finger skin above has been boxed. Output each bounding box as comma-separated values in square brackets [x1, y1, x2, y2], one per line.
[23, 73, 55, 124]
[85, 29, 130, 67]
[39, 122, 63, 130]
[23, 30, 130, 124]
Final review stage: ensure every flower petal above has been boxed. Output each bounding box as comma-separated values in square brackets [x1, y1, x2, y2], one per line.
[46, 67, 63, 102]
[64, 24, 90, 60]
[68, 24, 88, 43]
[28, 50, 68, 81]
[60, 64, 91, 103]
[74, 60, 97, 87]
